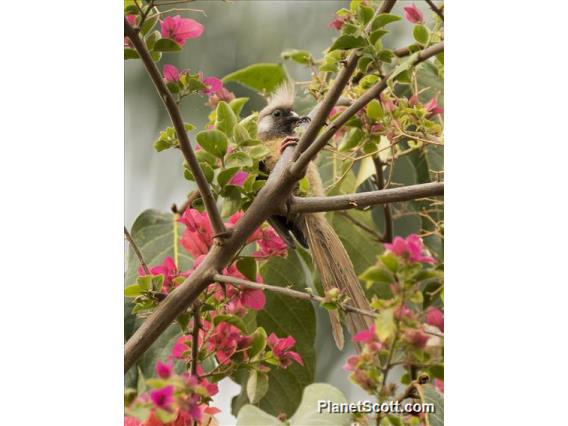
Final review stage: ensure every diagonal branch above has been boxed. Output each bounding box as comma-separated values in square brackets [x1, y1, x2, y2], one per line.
[425, 0, 444, 21]
[124, 19, 226, 237]
[290, 42, 444, 177]
[288, 182, 443, 214]
[291, 0, 397, 167]
[124, 1, 411, 372]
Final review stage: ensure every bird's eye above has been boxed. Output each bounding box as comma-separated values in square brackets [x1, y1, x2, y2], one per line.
[272, 109, 282, 117]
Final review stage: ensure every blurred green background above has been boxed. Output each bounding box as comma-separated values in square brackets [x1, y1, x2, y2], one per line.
[125, 1, 423, 424]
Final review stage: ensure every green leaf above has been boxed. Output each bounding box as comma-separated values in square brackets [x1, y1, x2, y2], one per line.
[240, 113, 258, 139]
[140, 13, 159, 35]
[360, 265, 394, 285]
[196, 130, 228, 158]
[223, 63, 288, 94]
[422, 385, 444, 426]
[217, 167, 239, 189]
[221, 187, 242, 217]
[225, 152, 253, 169]
[230, 98, 250, 118]
[233, 251, 316, 417]
[281, 49, 312, 65]
[370, 29, 388, 45]
[153, 138, 172, 152]
[247, 370, 270, 404]
[124, 48, 139, 60]
[380, 252, 400, 273]
[329, 35, 366, 52]
[213, 314, 248, 332]
[236, 257, 257, 281]
[248, 145, 270, 160]
[289, 384, 351, 426]
[366, 99, 383, 121]
[152, 38, 182, 52]
[339, 128, 363, 152]
[215, 101, 238, 136]
[413, 24, 430, 45]
[124, 284, 143, 297]
[371, 13, 401, 29]
[233, 123, 251, 146]
[248, 327, 267, 359]
[236, 405, 283, 426]
[375, 308, 395, 341]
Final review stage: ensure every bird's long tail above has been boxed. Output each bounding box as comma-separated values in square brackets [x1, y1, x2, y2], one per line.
[299, 212, 374, 351]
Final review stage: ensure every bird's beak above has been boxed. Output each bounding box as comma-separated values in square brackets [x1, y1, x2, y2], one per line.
[287, 114, 311, 128]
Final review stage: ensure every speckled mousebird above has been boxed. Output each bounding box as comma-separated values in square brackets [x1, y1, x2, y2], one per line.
[257, 83, 374, 350]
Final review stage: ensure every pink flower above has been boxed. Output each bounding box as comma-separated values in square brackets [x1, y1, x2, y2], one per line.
[208, 322, 245, 364]
[434, 378, 444, 394]
[160, 15, 204, 46]
[138, 256, 181, 293]
[343, 355, 359, 372]
[426, 307, 444, 332]
[380, 94, 396, 113]
[150, 385, 175, 410]
[222, 264, 266, 311]
[124, 417, 141, 426]
[163, 64, 180, 83]
[353, 324, 383, 352]
[328, 15, 349, 30]
[394, 304, 414, 321]
[424, 97, 444, 117]
[125, 15, 137, 47]
[253, 228, 288, 258]
[178, 209, 214, 257]
[267, 333, 303, 368]
[156, 360, 173, 379]
[404, 329, 430, 349]
[225, 211, 263, 243]
[206, 87, 235, 109]
[403, 4, 424, 24]
[384, 234, 436, 264]
[171, 335, 192, 359]
[202, 76, 223, 95]
[228, 171, 248, 187]
[408, 94, 419, 107]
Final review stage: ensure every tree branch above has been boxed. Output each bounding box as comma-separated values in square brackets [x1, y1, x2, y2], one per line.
[291, 0, 397, 168]
[124, 226, 150, 275]
[125, 2, 433, 372]
[290, 42, 444, 177]
[212, 274, 377, 319]
[124, 18, 226, 237]
[373, 156, 394, 243]
[425, 0, 444, 21]
[289, 182, 443, 214]
[190, 302, 200, 376]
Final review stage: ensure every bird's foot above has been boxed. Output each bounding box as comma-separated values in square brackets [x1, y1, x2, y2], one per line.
[280, 136, 299, 154]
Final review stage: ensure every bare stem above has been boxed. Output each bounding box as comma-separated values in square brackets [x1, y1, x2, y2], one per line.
[289, 182, 443, 214]
[425, 0, 444, 21]
[373, 156, 394, 243]
[124, 226, 150, 275]
[213, 274, 377, 319]
[124, 18, 226, 237]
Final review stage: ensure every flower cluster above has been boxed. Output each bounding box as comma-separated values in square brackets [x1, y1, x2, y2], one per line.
[125, 362, 219, 426]
[349, 234, 443, 399]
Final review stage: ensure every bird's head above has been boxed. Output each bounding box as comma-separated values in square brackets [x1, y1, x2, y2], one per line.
[257, 82, 310, 140]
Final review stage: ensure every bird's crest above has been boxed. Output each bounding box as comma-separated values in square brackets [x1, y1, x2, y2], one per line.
[264, 81, 295, 111]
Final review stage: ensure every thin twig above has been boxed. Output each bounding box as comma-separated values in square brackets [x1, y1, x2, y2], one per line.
[212, 274, 377, 319]
[373, 156, 394, 243]
[124, 226, 150, 275]
[190, 302, 200, 377]
[124, 18, 227, 238]
[425, 0, 444, 21]
[337, 212, 383, 242]
[290, 42, 444, 176]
